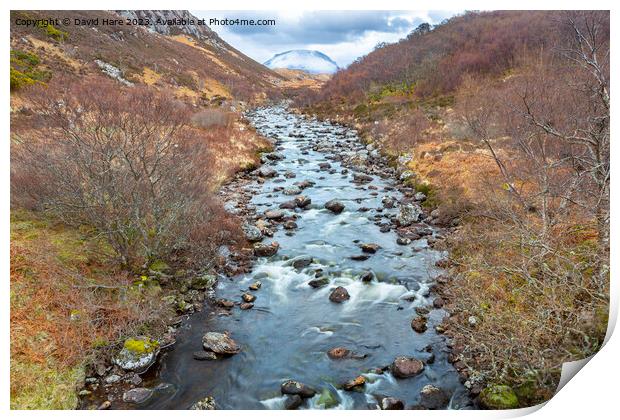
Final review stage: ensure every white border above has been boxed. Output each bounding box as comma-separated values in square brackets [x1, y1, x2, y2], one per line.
[3, 1, 617, 419]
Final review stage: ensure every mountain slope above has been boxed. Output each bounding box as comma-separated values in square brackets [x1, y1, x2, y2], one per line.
[264, 50, 339, 74]
[10, 10, 284, 102]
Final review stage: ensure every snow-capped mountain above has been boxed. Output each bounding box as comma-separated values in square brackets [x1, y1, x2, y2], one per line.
[264, 50, 339, 74]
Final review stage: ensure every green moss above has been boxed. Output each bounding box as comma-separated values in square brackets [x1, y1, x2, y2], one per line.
[316, 388, 338, 408]
[123, 337, 159, 354]
[479, 384, 519, 409]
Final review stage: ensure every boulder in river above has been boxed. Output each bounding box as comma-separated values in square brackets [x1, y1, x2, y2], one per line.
[350, 254, 370, 261]
[242, 293, 256, 303]
[254, 242, 279, 257]
[308, 277, 329, 288]
[391, 356, 424, 378]
[242, 224, 263, 242]
[381, 397, 404, 410]
[324, 199, 345, 214]
[284, 394, 303, 410]
[360, 243, 380, 253]
[353, 173, 373, 183]
[327, 347, 350, 359]
[359, 271, 375, 282]
[284, 186, 302, 195]
[240, 302, 254, 310]
[283, 220, 298, 230]
[122, 387, 153, 404]
[419, 384, 450, 409]
[281, 380, 317, 398]
[202, 332, 240, 355]
[329, 286, 350, 303]
[265, 209, 284, 220]
[193, 350, 217, 361]
[397, 203, 423, 227]
[190, 396, 216, 410]
[343, 376, 366, 391]
[257, 167, 277, 178]
[249, 281, 262, 291]
[289, 255, 313, 270]
[113, 337, 159, 373]
[294, 195, 312, 208]
[411, 316, 428, 333]
[279, 200, 297, 209]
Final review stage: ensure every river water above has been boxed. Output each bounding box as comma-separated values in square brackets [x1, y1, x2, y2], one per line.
[140, 106, 470, 410]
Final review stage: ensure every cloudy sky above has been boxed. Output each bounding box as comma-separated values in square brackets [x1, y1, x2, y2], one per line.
[192, 10, 461, 67]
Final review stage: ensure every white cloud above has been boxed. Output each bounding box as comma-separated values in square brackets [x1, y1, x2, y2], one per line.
[192, 10, 461, 67]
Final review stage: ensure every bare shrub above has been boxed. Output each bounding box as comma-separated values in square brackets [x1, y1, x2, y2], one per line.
[11, 77, 241, 270]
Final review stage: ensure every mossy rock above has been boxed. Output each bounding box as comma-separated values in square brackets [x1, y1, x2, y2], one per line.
[316, 388, 338, 409]
[479, 384, 519, 409]
[114, 337, 160, 372]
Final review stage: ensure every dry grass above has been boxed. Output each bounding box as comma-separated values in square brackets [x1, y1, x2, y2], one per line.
[10, 210, 171, 409]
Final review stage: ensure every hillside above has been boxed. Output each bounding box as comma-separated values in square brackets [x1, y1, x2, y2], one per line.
[10, 10, 284, 103]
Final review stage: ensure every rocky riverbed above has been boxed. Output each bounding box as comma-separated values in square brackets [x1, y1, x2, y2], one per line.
[82, 105, 474, 410]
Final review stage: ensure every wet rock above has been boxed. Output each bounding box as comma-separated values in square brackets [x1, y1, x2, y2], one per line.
[284, 394, 303, 410]
[295, 180, 315, 189]
[265, 210, 284, 220]
[411, 316, 428, 333]
[284, 186, 302, 195]
[419, 384, 449, 409]
[308, 277, 329, 288]
[202, 332, 240, 355]
[122, 387, 153, 404]
[113, 337, 159, 373]
[240, 302, 254, 310]
[249, 281, 262, 291]
[290, 255, 313, 270]
[216, 298, 235, 309]
[283, 220, 298, 230]
[344, 376, 366, 391]
[190, 396, 216, 410]
[360, 243, 380, 253]
[318, 162, 332, 170]
[350, 254, 370, 261]
[396, 237, 412, 245]
[415, 307, 430, 316]
[281, 380, 317, 398]
[329, 286, 350, 303]
[359, 271, 374, 282]
[433, 297, 444, 308]
[294, 195, 311, 208]
[242, 293, 256, 303]
[254, 242, 279, 257]
[353, 173, 373, 183]
[391, 356, 424, 378]
[324, 199, 345, 214]
[479, 385, 519, 409]
[327, 347, 350, 359]
[242, 224, 263, 242]
[279, 200, 297, 209]
[397, 203, 423, 227]
[381, 397, 404, 410]
[257, 167, 277, 178]
[193, 351, 217, 360]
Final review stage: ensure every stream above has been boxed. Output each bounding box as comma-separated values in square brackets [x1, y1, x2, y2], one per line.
[139, 106, 471, 409]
